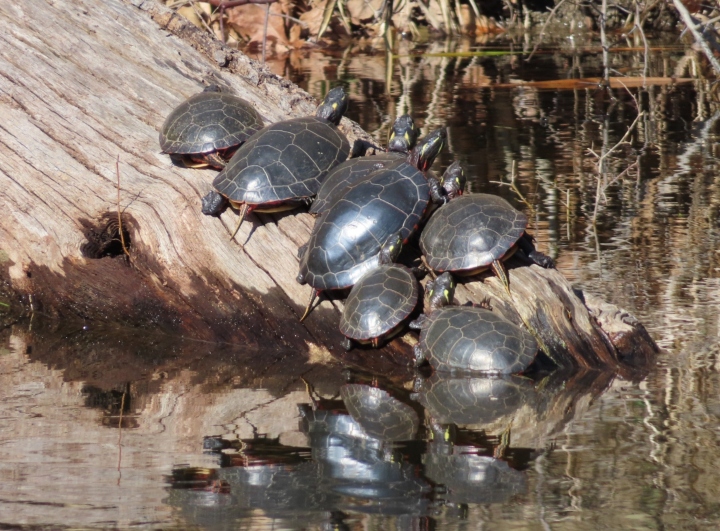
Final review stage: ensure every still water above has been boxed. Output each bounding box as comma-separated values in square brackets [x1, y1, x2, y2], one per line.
[3, 36, 720, 529]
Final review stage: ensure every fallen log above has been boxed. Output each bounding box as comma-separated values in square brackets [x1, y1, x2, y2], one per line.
[0, 0, 657, 374]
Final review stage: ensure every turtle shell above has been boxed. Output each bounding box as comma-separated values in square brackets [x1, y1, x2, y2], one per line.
[418, 307, 537, 374]
[420, 194, 527, 272]
[309, 152, 405, 214]
[212, 116, 350, 205]
[159, 91, 263, 155]
[340, 384, 419, 441]
[340, 265, 419, 342]
[299, 159, 430, 290]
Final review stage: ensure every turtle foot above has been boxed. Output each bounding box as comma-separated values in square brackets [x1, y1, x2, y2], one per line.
[201, 191, 227, 216]
[529, 250, 555, 269]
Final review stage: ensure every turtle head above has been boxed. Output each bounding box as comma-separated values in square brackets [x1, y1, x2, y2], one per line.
[411, 128, 446, 172]
[426, 272, 455, 311]
[202, 84, 222, 93]
[387, 115, 418, 154]
[378, 232, 403, 265]
[441, 161, 466, 199]
[316, 87, 349, 126]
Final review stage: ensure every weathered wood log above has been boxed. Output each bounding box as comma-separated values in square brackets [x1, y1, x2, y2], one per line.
[0, 0, 657, 374]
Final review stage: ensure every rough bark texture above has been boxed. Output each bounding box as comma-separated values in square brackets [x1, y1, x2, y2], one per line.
[0, 0, 657, 374]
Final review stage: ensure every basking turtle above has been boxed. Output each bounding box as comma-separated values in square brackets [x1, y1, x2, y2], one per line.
[159, 85, 264, 169]
[309, 114, 419, 215]
[419, 194, 553, 291]
[410, 272, 538, 374]
[297, 129, 463, 320]
[202, 87, 351, 240]
[339, 261, 420, 350]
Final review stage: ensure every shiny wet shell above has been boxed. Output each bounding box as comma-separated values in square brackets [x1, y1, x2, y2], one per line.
[420, 194, 527, 272]
[212, 116, 350, 205]
[159, 92, 263, 155]
[340, 264, 419, 341]
[419, 307, 537, 374]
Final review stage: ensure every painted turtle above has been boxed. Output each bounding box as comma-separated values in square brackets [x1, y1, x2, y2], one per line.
[340, 384, 419, 441]
[410, 272, 538, 374]
[309, 114, 419, 215]
[297, 129, 463, 320]
[339, 262, 419, 350]
[419, 194, 554, 291]
[202, 87, 351, 240]
[159, 85, 264, 169]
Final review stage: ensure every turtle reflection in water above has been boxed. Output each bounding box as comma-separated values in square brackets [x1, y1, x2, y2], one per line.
[159, 85, 264, 169]
[300, 404, 430, 515]
[340, 383, 420, 441]
[413, 372, 536, 426]
[424, 423, 528, 506]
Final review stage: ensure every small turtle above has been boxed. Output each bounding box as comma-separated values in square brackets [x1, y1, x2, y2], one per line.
[419, 194, 554, 292]
[202, 87, 351, 241]
[340, 384, 420, 441]
[410, 272, 538, 374]
[309, 114, 419, 215]
[159, 85, 263, 169]
[297, 129, 464, 321]
[339, 261, 420, 350]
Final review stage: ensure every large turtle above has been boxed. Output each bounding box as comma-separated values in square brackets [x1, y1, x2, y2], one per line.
[159, 85, 264, 169]
[309, 114, 419, 215]
[419, 194, 554, 291]
[410, 272, 538, 374]
[202, 87, 351, 240]
[297, 129, 464, 320]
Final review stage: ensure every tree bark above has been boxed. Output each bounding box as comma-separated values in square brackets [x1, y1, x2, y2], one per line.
[0, 0, 657, 374]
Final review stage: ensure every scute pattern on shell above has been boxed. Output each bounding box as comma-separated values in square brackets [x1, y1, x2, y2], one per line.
[419, 307, 537, 374]
[160, 92, 263, 155]
[212, 116, 350, 204]
[310, 152, 405, 214]
[340, 265, 419, 340]
[340, 384, 419, 441]
[420, 194, 528, 272]
[299, 159, 430, 290]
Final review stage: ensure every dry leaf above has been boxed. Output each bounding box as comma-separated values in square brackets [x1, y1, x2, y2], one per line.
[227, 3, 291, 52]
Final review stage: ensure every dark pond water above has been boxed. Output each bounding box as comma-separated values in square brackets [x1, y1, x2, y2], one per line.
[3, 35, 720, 529]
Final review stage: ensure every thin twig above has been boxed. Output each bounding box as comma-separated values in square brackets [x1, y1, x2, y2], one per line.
[673, 0, 720, 76]
[489, 160, 536, 217]
[116, 156, 130, 258]
[527, 0, 567, 62]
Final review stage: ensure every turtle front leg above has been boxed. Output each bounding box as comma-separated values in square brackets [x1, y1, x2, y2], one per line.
[427, 177, 448, 205]
[204, 152, 228, 170]
[201, 191, 228, 216]
[517, 233, 555, 268]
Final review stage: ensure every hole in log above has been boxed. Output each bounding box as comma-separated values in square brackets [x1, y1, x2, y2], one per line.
[80, 213, 132, 259]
